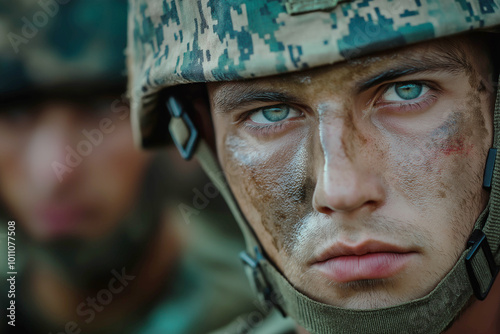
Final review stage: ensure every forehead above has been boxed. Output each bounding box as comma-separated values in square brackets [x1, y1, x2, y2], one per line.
[208, 35, 483, 107]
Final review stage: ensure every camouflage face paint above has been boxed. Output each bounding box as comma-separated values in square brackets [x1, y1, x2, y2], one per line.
[221, 126, 315, 256]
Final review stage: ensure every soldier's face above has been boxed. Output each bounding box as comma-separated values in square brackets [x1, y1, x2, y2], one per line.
[0, 97, 150, 241]
[208, 36, 495, 309]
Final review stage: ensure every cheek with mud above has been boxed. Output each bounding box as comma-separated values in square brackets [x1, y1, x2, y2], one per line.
[222, 133, 315, 254]
[388, 89, 489, 213]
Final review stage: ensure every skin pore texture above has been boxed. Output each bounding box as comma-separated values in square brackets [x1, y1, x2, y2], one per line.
[207, 34, 499, 330]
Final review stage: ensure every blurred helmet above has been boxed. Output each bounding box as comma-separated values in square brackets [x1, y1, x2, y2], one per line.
[128, 1, 500, 333]
[0, 0, 128, 100]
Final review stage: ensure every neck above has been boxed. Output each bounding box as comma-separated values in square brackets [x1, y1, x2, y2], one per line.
[29, 212, 182, 331]
[444, 276, 500, 334]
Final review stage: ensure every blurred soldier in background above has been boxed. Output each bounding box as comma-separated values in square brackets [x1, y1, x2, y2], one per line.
[0, 1, 257, 333]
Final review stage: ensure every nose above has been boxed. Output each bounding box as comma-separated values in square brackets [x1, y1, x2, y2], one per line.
[26, 105, 78, 192]
[312, 117, 386, 215]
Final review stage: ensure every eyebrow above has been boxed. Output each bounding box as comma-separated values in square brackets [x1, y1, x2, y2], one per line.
[212, 87, 302, 113]
[357, 47, 473, 92]
[213, 43, 474, 111]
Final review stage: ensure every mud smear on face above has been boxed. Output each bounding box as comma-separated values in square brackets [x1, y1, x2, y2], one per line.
[224, 61, 381, 256]
[223, 132, 316, 254]
[343, 104, 372, 162]
[384, 70, 489, 212]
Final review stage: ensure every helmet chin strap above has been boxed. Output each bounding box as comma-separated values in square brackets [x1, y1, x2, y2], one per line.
[167, 77, 500, 332]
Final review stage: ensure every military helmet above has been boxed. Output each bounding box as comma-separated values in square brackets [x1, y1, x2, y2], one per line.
[128, 1, 500, 333]
[0, 0, 128, 101]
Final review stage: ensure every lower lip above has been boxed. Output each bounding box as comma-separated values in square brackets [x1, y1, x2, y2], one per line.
[37, 207, 87, 236]
[313, 252, 415, 282]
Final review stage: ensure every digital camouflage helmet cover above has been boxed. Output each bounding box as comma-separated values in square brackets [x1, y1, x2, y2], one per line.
[127, 0, 500, 333]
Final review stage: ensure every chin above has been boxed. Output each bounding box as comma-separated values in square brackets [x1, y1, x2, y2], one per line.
[296, 273, 429, 310]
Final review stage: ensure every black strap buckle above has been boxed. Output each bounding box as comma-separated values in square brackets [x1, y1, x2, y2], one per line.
[483, 148, 497, 189]
[166, 96, 199, 160]
[240, 248, 286, 316]
[465, 229, 499, 300]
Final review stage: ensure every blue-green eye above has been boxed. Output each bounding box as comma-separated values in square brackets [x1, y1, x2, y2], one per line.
[249, 105, 301, 124]
[395, 83, 422, 100]
[262, 106, 289, 121]
[383, 82, 429, 102]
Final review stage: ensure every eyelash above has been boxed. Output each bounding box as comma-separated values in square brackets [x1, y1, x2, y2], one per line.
[373, 81, 440, 113]
[238, 81, 440, 135]
[381, 96, 438, 113]
[237, 104, 304, 136]
[241, 121, 289, 136]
